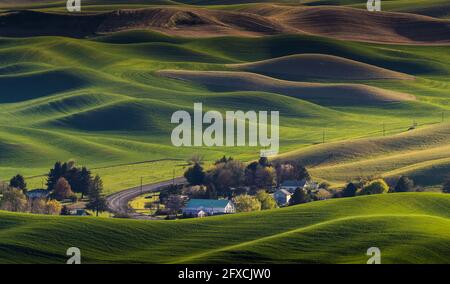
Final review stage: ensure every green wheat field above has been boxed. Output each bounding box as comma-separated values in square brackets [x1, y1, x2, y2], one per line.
[0, 0, 449, 263]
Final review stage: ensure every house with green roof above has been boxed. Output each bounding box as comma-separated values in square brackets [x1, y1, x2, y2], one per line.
[182, 199, 235, 217]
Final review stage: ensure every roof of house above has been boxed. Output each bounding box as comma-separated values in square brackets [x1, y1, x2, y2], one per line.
[184, 199, 231, 209]
[25, 189, 50, 198]
[281, 179, 307, 187]
[275, 189, 292, 196]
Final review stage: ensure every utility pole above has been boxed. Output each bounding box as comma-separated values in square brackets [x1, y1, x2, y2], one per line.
[140, 177, 143, 194]
[322, 129, 325, 144]
[383, 123, 385, 137]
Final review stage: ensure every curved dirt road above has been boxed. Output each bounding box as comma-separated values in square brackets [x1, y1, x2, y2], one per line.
[106, 177, 185, 220]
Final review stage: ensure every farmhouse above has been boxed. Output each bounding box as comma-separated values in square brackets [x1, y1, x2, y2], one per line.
[273, 189, 292, 206]
[25, 189, 50, 200]
[182, 199, 235, 217]
[280, 180, 309, 193]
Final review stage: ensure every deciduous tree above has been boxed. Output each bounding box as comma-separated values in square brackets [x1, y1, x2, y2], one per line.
[53, 177, 75, 201]
[0, 188, 28, 212]
[233, 195, 261, 212]
[255, 190, 277, 210]
[30, 198, 47, 214]
[46, 199, 62, 215]
[358, 179, 389, 195]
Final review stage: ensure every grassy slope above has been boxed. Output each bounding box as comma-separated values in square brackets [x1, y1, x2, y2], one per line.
[0, 31, 449, 191]
[0, 193, 449, 263]
[277, 123, 450, 188]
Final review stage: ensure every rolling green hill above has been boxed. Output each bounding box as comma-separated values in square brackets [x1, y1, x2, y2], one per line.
[0, 30, 449, 191]
[0, 0, 449, 266]
[0, 193, 449, 263]
[277, 123, 450, 188]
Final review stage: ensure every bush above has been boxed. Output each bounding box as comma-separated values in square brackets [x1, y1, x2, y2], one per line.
[255, 190, 277, 210]
[46, 200, 62, 215]
[30, 198, 47, 214]
[233, 195, 261, 212]
[314, 189, 332, 200]
[358, 179, 389, 195]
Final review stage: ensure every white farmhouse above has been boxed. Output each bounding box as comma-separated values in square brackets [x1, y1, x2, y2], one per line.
[280, 179, 309, 193]
[182, 199, 235, 217]
[273, 189, 292, 206]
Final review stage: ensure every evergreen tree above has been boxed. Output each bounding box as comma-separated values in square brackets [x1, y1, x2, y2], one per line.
[9, 174, 27, 193]
[86, 175, 108, 216]
[342, 182, 358, 197]
[184, 163, 205, 185]
[394, 176, 414, 192]
[46, 161, 63, 191]
[71, 167, 92, 199]
[296, 164, 311, 181]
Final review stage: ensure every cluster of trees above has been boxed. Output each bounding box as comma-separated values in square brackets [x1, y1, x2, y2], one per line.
[285, 174, 444, 207]
[47, 161, 92, 199]
[184, 156, 311, 198]
[233, 191, 277, 213]
[47, 161, 107, 215]
[0, 161, 108, 216]
[336, 175, 434, 199]
[0, 188, 61, 215]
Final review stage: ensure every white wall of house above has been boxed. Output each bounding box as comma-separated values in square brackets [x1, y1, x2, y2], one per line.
[183, 201, 235, 216]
